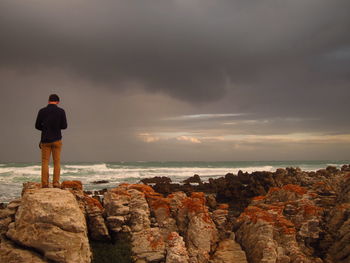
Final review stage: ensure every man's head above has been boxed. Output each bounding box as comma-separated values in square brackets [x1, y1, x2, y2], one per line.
[48, 94, 60, 104]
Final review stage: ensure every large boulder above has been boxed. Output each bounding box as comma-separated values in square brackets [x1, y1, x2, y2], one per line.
[6, 188, 91, 263]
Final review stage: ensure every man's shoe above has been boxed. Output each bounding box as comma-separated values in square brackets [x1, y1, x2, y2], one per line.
[53, 184, 61, 188]
[42, 185, 49, 188]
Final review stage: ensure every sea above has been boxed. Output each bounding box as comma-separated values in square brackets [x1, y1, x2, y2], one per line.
[0, 160, 348, 203]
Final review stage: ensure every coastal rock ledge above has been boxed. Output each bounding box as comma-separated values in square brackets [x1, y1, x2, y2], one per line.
[0, 165, 349, 263]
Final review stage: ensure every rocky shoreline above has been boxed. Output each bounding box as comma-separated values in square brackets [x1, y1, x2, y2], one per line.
[0, 165, 349, 263]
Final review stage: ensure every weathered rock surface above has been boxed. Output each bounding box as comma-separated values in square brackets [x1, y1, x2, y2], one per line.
[166, 232, 189, 263]
[6, 188, 91, 263]
[236, 184, 325, 262]
[102, 184, 240, 263]
[0, 237, 47, 263]
[131, 227, 166, 262]
[320, 173, 350, 263]
[212, 235, 248, 263]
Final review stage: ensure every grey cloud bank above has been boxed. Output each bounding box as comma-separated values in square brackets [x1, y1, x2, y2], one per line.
[0, 0, 349, 161]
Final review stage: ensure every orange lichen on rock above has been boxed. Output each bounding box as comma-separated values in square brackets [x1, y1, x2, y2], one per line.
[167, 232, 178, 241]
[302, 204, 323, 217]
[180, 192, 214, 224]
[147, 233, 164, 250]
[252, 195, 266, 201]
[147, 195, 171, 217]
[239, 206, 275, 223]
[191, 192, 205, 199]
[267, 184, 307, 196]
[282, 184, 307, 195]
[277, 217, 296, 234]
[218, 203, 229, 210]
[239, 205, 296, 235]
[268, 187, 280, 194]
[61, 180, 83, 190]
[84, 194, 103, 210]
[181, 192, 206, 214]
[127, 184, 156, 194]
[110, 188, 131, 197]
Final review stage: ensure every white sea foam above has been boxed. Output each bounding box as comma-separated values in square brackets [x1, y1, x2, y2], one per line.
[0, 161, 348, 203]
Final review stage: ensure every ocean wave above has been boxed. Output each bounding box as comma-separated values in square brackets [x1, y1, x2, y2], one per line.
[0, 161, 348, 203]
[0, 166, 41, 176]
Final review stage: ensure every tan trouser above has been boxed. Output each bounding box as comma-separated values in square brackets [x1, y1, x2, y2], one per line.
[41, 140, 62, 187]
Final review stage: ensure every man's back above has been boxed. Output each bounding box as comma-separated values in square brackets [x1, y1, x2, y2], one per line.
[35, 104, 67, 143]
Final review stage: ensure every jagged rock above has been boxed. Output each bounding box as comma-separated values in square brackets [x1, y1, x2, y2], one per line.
[0, 207, 16, 220]
[341, 164, 350, 171]
[141, 176, 172, 184]
[212, 235, 248, 263]
[168, 191, 189, 234]
[181, 192, 218, 263]
[6, 199, 21, 210]
[236, 184, 323, 263]
[83, 194, 109, 241]
[206, 194, 217, 210]
[91, 180, 109, 184]
[6, 188, 91, 263]
[146, 191, 178, 238]
[61, 180, 83, 190]
[212, 204, 229, 239]
[327, 212, 350, 263]
[166, 232, 189, 263]
[103, 187, 131, 232]
[0, 217, 12, 234]
[321, 174, 350, 263]
[128, 188, 151, 232]
[0, 238, 47, 263]
[183, 174, 203, 185]
[107, 216, 126, 232]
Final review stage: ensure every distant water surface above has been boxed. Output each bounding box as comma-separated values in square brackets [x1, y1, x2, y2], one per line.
[0, 160, 348, 203]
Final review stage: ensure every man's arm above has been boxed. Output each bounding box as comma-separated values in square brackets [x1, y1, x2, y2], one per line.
[35, 110, 43, 130]
[61, 110, 67, 129]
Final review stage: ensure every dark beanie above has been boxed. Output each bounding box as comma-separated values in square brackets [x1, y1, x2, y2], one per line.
[49, 94, 60, 102]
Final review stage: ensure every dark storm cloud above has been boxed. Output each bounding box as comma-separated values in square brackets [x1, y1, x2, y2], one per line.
[1, 0, 350, 162]
[1, 0, 350, 106]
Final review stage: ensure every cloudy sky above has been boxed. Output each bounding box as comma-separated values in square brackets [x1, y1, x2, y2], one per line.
[1, 0, 349, 162]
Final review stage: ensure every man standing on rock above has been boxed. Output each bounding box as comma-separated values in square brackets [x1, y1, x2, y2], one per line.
[35, 94, 67, 188]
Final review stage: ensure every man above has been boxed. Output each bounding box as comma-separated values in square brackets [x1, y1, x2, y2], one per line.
[35, 94, 67, 188]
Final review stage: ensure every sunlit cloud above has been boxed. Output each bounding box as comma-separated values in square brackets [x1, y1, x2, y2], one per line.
[138, 131, 350, 146]
[164, 113, 246, 121]
[212, 133, 350, 144]
[222, 117, 317, 126]
[138, 132, 202, 144]
[176, 136, 201, 144]
[138, 133, 160, 143]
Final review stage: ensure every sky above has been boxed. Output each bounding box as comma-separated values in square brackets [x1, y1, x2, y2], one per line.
[0, 0, 350, 162]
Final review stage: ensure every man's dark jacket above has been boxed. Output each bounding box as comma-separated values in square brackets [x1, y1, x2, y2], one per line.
[35, 104, 67, 143]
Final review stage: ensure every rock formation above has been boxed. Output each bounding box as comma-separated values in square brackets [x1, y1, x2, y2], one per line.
[102, 183, 247, 263]
[0, 165, 349, 263]
[6, 187, 91, 263]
